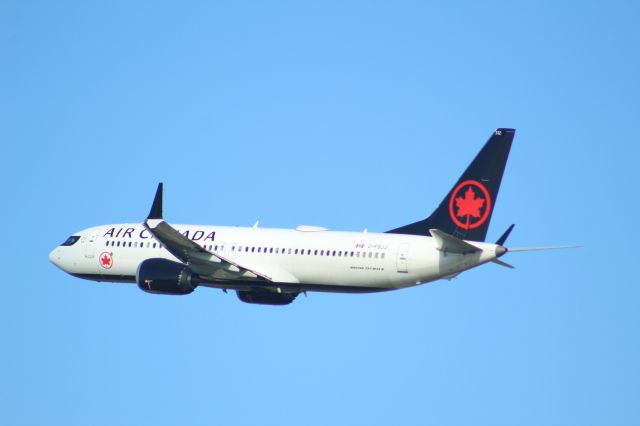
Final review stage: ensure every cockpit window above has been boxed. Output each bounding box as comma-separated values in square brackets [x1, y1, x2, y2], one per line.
[60, 236, 80, 246]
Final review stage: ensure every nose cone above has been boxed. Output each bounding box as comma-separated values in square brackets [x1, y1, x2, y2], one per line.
[49, 247, 63, 269]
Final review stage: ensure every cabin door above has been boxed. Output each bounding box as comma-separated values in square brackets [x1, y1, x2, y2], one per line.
[84, 234, 98, 259]
[396, 243, 409, 273]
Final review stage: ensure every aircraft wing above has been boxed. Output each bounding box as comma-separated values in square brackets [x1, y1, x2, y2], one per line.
[144, 184, 272, 282]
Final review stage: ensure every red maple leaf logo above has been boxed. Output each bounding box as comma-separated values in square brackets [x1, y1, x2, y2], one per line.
[448, 180, 492, 230]
[455, 186, 485, 220]
[99, 252, 112, 268]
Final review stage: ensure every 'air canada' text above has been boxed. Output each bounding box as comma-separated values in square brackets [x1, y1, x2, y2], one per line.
[103, 227, 216, 242]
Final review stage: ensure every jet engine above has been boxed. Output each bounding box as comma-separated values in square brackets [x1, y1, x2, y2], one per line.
[136, 258, 196, 295]
[236, 290, 298, 305]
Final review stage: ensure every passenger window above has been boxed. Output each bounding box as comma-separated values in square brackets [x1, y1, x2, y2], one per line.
[152, 243, 156, 248]
[288, 249, 292, 254]
[350, 251, 354, 257]
[270, 248, 274, 253]
[314, 250, 318, 255]
[332, 251, 336, 256]
[356, 252, 360, 258]
[374, 253, 379, 259]
[368, 252, 372, 258]
[338, 251, 342, 257]
[258, 247, 262, 253]
[294, 249, 299, 255]
[245, 247, 249, 252]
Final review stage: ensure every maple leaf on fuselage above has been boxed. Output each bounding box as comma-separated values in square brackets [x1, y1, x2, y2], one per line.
[455, 187, 485, 219]
[101, 254, 111, 266]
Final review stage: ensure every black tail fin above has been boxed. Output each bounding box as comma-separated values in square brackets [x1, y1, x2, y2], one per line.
[386, 128, 515, 242]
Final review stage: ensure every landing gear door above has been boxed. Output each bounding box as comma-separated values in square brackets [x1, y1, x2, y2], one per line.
[397, 243, 409, 273]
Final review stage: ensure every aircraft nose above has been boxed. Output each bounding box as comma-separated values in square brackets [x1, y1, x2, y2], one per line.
[49, 247, 62, 269]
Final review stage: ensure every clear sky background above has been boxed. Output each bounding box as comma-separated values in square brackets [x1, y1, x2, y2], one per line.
[2, 1, 639, 425]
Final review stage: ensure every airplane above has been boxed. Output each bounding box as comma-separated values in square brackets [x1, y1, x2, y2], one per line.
[49, 128, 571, 305]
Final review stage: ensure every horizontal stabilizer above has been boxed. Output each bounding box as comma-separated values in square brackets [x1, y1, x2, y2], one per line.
[430, 229, 481, 254]
[495, 224, 515, 246]
[491, 258, 515, 269]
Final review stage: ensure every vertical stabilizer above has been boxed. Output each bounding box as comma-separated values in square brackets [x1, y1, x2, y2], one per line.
[386, 129, 515, 242]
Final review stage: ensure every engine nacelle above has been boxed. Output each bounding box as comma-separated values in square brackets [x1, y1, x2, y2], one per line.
[236, 290, 298, 305]
[136, 258, 196, 295]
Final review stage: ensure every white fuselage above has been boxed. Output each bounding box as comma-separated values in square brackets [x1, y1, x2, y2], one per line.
[49, 223, 502, 293]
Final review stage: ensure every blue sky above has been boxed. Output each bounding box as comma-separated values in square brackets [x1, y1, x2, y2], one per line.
[2, 1, 639, 425]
